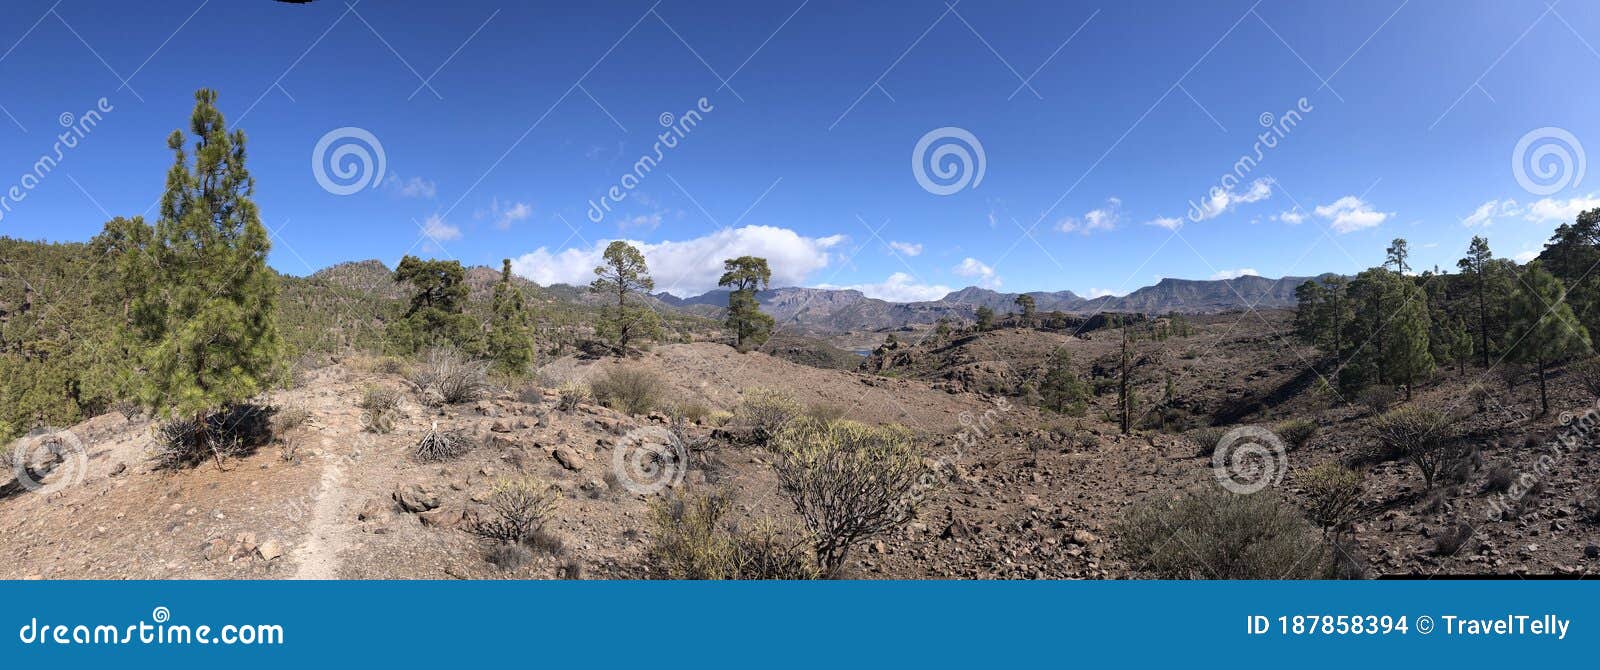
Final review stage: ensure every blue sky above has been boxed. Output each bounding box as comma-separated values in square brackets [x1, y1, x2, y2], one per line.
[2, 0, 1599, 300]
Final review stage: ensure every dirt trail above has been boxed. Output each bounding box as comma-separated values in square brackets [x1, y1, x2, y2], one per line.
[291, 445, 349, 579]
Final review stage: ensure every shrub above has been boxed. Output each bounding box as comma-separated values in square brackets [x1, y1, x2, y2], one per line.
[521, 527, 567, 557]
[1276, 418, 1318, 451]
[359, 385, 403, 434]
[1299, 463, 1363, 534]
[734, 387, 803, 445]
[804, 401, 849, 424]
[1187, 426, 1229, 457]
[1432, 520, 1474, 556]
[590, 367, 665, 415]
[473, 477, 560, 544]
[1483, 463, 1515, 493]
[649, 489, 737, 579]
[1357, 385, 1397, 414]
[1373, 407, 1466, 490]
[647, 489, 818, 580]
[516, 383, 545, 406]
[769, 418, 932, 577]
[671, 401, 712, 425]
[557, 381, 590, 411]
[484, 544, 533, 571]
[1115, 485, 1329, 579]
[410, 347, 489, 405]
[414, 426, 472, 463]
[271, 403, 311, 435]
[1575, 357, 1600, 399]
[150, 406, 272, 470]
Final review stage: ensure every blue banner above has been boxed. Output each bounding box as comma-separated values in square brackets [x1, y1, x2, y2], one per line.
[3, 581, 1594, 666]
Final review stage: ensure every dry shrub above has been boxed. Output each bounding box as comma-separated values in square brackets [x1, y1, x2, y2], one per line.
[473, 477, 560, 544]
[557, 381, 590, 411]
[671, 401, 712, 424]
[414, 426, 472, 463]
[1357, 385, 1397, 415]
[410, 347, 489, 405]
[1373, 407, 1467, 490]
[1299, 463, 1363, 534]
[734, 387, 803, 445]
[516, 383, 545, 406]
[647, 489, 817, 580]
[1187, 426, 1229, 457]
[359, 385, 404, 434]
[804, 402, 849, 424]
[1432, 520, 1475, 556]
[1483, 463, 1515, 493]
[151, 405, 272, 470]
[1115, 485, 1329, 579]
[1276, 418, 1318, 450]
[769, 418, 932, 577]
[590, 367, 665, 415]
[485, 544, 533, 571]
[1575, 357, 1600, 399]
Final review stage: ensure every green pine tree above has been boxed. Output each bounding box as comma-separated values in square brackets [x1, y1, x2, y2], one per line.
[718, 255, 774, 352]
[975, 306, 995, 331]
[388, 255, 475, 353]
[138, 89, 283, 427]
[488, 259, 536, 375]
[1383, 277, 1434, 400]
[1014, 294, 1037, 326]
[1508, 263, 1592, 415]
[1038, 346, 1087, 416]
[591, 241, 660, 354]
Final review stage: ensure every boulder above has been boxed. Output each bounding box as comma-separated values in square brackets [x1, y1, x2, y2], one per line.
[393, 484, 439, 513]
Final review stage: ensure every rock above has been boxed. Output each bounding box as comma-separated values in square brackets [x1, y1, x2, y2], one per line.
[357, 499, 387, 521]
[1586, 544, 1599, 560]
[552, 445, 585, 471]
[110, 462, 127, 477]
[257, 540, 283, 561]
[1072, 530, 1100, 546]
[490, 420, 512, 433]
[202, 538, 229, 561]
[419, 507, 466, 528]
[393, 484, 440, 513]
[236, 532, 258, 553]
[869, 541, 887, 554]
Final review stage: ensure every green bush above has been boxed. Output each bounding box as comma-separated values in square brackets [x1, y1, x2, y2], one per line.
[1373, 407, 1464, 490]
[1115, 485, 1330, 579]
[473, 477, 560, 545]
[733, 387, 802, 445]
[1299, 463, 1364, 534]
[648, 489, 818, 580]
[590, 367, 665, 416]
[1276, 418, 1319, 450]
[556, 381, 590, 411]
[769, 418, 932, 577]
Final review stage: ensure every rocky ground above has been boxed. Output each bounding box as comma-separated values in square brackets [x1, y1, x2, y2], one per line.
[3, 310, 1598, 579]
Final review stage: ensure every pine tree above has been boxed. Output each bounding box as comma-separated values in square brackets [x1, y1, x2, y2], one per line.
[975, 306, 995, 331]
[388, 255, 474, 353]
[1385, 238, 1410, 274]
[1383, 277, 1434, 400]
[1293, 280, 1327, 343]
[591, 241, 660, 354]
[488, 259, 535, 375]
[139, 89, 282, 432]
[1457, 236, 1494, 367]
[1118, 322, 1132, 434]
[1038, 346, 1087, 415]
[1536, 208, 1600, 337]
[1014, 294, 1037, 326]
[719, 255, 774, 352]
[1507, 263, 1592, 415]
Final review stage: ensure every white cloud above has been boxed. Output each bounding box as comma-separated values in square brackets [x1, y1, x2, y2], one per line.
[953, 257, 1001, 289]
[1190, 178, 1273, 222]
[1514, 250, 1539, 263]
[421, 214, 460, 241]
[620, 213, 662, 232]
[386, 174, 437, 199]
[1209, 268, 1259, 280]
[510, 225, 845, 297]
[1276, 208, 1306, 225]
[1144, 216, 1183, 230]
[478, 198, 532, 230]
[1468, 195, 1600, 227]
[1086, 287, 1124, 298]
[887, 241, 923, 257]
[1056, 197, 1122, 235]
[1314, 195, 1391, 233]
[818, 272, 950, 302]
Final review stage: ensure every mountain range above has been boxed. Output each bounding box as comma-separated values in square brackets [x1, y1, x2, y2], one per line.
[306, 260, 1320, 336]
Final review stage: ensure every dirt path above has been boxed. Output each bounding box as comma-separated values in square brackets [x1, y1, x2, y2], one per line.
[291, 443, 350, 579]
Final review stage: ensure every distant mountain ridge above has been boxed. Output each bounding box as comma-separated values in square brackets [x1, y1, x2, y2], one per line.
[305, 260, 1322, 336]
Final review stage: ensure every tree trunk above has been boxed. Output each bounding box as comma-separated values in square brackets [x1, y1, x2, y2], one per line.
[1538, 358, 1549, 416]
